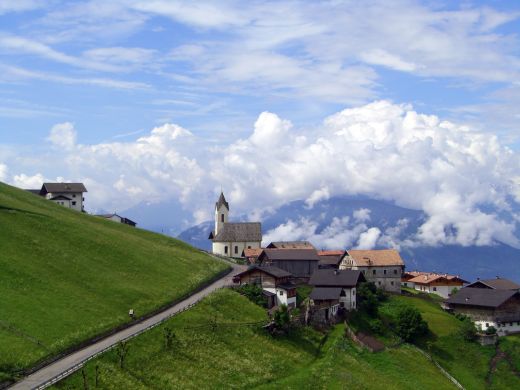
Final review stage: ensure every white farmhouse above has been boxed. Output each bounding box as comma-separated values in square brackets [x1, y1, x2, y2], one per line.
[208, 192, 262, 257]
[28, 183, 87, 212]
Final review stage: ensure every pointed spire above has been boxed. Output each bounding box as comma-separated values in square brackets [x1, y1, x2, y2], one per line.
[215, 191, 229, 210]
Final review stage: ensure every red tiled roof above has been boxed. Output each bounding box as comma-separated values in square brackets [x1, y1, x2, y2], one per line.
[407, 272, 467, 285]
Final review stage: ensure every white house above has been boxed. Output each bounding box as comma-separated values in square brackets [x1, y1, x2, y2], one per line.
[208, 192, 262, 257]
[96, 213, 137, 227]
[28, 183, 87, 212]
[402, 271, 468, 298]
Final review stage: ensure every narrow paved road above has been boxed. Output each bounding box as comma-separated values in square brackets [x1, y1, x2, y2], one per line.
[11, 261, 245, 390]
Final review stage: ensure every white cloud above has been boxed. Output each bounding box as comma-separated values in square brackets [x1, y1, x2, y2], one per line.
[359, 49, 418, 72]
[305, 187, 330, 208]
[356, 227, 382, 249]
[0, 163, 7, 181]
[215, 100, 520, 248]
[353, 208, 371, 223]
[0, 0, 44, 15]
[47, 122, 77, 150]
[12, 173, 45, 189]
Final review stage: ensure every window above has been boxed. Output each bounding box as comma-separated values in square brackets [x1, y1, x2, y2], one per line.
[404, 282, 408, 287]
[248, 246, 251, 249]
[234, 246, 238, 254]
[221, 213, 224, 222]
[224, 246, 228, 254]
[352, 290, 355, 295]
[372, 270, 376, 275]
[486, 323, 489, 328]
[279, 290, 284, 296]
[394, 269, 398, 275]
[433, 287, 437, 291]
[390, 281, 394, 286]
[378, 281, 381, 286]
[72, 201, 76, 206]
[384, 269, 387, 275]
[72, 194, 76, 198]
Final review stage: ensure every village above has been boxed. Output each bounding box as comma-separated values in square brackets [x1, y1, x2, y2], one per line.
[31, 181, 520, 341]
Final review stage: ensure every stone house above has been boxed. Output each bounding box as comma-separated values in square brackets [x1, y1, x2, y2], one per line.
[340, 249, 404, 293]
[208, 192, 262, 257]
[444, 288, 520, 336]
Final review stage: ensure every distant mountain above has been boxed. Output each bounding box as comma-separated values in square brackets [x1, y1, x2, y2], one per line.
[178, 196, 520, 282]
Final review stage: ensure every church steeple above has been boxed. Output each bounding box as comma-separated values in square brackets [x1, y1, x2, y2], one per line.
[215, 191, 229, 211]
[214, 191, 229, 236]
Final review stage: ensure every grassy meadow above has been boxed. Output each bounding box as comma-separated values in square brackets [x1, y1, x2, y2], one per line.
[54, 289, 462, 390]
[0, 182, 229, 382]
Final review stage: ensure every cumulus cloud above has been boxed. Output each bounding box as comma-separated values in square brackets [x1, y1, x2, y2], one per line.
[12, 173, 46, 189]
[305, 187, 330, 208]
[3, 100, 519, 249]
[47, 122, 77, 149]
[353, 208, 371, 223]
[215, 100, 520, 248]
[356, 227, 382, 249]
[0, 163, 7, 181]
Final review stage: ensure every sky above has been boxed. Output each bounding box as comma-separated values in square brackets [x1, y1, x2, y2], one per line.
[1, 0, 520, 249]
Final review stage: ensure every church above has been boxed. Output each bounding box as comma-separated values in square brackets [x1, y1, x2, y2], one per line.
[208, 192, 262, 257]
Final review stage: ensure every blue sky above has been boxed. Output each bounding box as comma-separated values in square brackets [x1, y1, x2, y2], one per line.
[1, 0, 520, 249]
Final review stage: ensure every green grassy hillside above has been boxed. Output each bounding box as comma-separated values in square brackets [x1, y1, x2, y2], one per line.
[0, 182, 229, 382]
[53, 289, 459, 390]
[380, 294, 520, 389]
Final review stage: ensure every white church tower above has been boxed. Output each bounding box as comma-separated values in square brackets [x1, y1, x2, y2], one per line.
[214, 191, 229, 235]
[209, 191, 262, 257]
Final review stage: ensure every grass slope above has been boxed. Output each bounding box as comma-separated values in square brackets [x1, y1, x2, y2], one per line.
[0, 182, 228, 381]
[54, 290, 458, 390]
[380, 293, 520, 389]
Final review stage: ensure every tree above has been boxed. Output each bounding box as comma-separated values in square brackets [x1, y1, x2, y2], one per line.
[458, 317, 477, 341]
[357, 282, 380, 316]
[485, 326, 497, 335]
[116, 341, 129, 369]
[163, 327, 176, 350]
[395, 307, 428, 342]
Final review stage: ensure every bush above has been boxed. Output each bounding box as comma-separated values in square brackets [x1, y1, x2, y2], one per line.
[458, 317, 477, 341]
[236, 284, 267, 308]
[395, 307, 428, 342]
[273, 305, 291, 333]
[368, 318, 384, 334]
[485, 326, 497, 335]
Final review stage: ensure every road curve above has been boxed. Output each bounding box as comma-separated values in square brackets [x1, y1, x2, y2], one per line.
[11, 260, 244, 390]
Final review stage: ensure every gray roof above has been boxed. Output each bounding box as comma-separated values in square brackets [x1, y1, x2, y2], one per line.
[211, 222, 262, 242]
[260, 248, 320, 261]
[466, 278, 520, 290]
[318, 255, 343, 266]
[236, 265, 293, 279]
[310, 287, 342, 301]
[42, 183, 87, 194]
[215, 192, 229, 210]
[309, 269, 365, 287]
[267, 241, 315, 249]
[445, 288, 518, 308]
